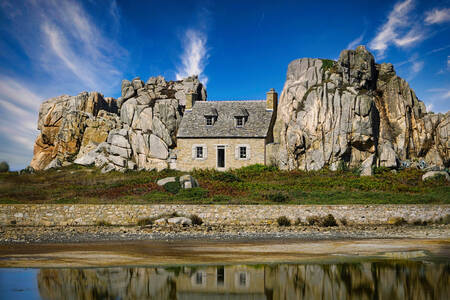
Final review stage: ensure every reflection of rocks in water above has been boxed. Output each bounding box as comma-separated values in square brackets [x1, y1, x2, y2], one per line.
[37, 268, 176, 300]
[264, 262, 450, 300]
[37, 261, 449, 300]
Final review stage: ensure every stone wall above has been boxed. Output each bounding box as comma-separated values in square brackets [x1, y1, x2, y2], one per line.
[176, 138, 267, 171]
[1, 205, 448, 226]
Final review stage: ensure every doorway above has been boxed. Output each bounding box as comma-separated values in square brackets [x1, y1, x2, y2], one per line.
[217, 146, 225, 169]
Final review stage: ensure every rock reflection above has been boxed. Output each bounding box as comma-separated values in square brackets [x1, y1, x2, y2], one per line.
[37, 261, 449, 300]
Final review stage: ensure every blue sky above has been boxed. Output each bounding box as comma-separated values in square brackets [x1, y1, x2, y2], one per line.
[0, 0, 449, 170]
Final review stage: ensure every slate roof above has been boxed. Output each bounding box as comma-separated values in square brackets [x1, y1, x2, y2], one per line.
[177, 100, 274, 138]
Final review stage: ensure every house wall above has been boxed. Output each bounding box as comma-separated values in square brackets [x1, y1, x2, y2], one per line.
[176, 138, 266, 171]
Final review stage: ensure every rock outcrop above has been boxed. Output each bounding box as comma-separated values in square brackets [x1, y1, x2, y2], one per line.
[272, 45, 449, 171]
[31, 75, 206, 171]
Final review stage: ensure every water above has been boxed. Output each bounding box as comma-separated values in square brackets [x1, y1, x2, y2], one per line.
[0, 260, 449, 300]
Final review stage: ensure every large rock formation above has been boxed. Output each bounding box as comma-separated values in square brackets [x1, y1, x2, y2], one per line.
[272, 46, 449, 171]
[30, 75, 206, 171]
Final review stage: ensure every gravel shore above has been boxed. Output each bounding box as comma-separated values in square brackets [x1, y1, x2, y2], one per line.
[1, 223, 449, 244]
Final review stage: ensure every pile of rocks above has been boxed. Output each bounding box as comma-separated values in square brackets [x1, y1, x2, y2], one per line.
[30, 75, 206, 172]
[156, 175, 199, 189]
[271, 45, 449, 174]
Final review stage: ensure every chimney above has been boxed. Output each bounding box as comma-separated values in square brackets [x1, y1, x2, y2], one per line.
[185, 90, 197, 110]
[266, 88, 277, 111]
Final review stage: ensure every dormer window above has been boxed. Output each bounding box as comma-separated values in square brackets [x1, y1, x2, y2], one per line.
[234, 108, 248, 128]
[236, 117, 244, 127]
[204, 107, 218, 126]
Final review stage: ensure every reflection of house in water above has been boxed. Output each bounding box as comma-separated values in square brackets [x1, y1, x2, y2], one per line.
[176, 265, 266, 300]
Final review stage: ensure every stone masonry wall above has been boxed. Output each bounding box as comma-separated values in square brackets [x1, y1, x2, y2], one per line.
[1, 205, 448, 226]
[177, 138, 266, 171]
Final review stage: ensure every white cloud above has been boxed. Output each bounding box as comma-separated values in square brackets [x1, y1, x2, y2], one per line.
[447, 55, 450, 70]
[0, 76, 41, 168]
[176, 29, 209, 85]
[346, 33, 364, 50]
[425, 8, 450, 24]
[411, 60, 424, 74]
[368, 0, 424, 57]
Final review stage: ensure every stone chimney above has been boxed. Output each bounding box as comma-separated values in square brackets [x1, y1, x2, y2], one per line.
[185, 90, 197, 110]
[266, 88, 277, 111]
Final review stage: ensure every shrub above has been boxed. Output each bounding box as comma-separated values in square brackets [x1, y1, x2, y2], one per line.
[137, 218, 153, 226]
[236, 164, 278, 177]
[95, 220, 111, 226]
[265, 192, 289, 203]
[212, 172, 241, 183]
[177, 187, 208, 199]
[211, 195, 232, 202]
[0, 161, 9, 173]
[190, 214, 203, 225]
[373, 166, 391, 175]
[321, 214, 338, 227]
[277, 216, 291, 226]
[306, 215, 321, 226]
[164, 180, 180, 194]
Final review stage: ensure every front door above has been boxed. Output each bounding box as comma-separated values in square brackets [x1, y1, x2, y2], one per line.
[217, 146, 225, 168]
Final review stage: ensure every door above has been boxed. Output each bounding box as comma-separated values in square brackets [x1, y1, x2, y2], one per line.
[217, 146, 225, 168]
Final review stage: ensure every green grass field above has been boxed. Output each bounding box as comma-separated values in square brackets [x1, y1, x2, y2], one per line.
[0, 164, 449, 204]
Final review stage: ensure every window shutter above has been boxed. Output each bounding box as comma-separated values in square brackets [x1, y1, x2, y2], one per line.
[235, 146, 239, 159]
[192, 145, 196, 159]
[246, 145, 251, 160]
[203, 146, 207, 159]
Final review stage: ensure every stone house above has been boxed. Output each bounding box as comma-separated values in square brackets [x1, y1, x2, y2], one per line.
[176, 89, 277, 171]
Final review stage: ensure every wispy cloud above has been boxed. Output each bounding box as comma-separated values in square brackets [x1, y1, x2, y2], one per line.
[0, 0, 127, 169]
[411, 60, 424, 74]
[0, 76, 41, 168]
[346, 33, 365, 50]
[176, 29, 209, 85]
[368, 0, 424, 58]
[425, 8, 450, 24]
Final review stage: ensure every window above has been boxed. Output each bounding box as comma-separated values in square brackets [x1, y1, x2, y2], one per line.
[239, 273, 246, 286]
[206, 116, 213, 126]
[196, 146, 203, 158]
[196, 272, 203, 285]
[239, 146, 247, 159]
[236, 117, 244, 127]
[217, 267, 225, 286]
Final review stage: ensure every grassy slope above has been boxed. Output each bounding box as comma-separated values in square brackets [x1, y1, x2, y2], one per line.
[0, 164, 448, 204]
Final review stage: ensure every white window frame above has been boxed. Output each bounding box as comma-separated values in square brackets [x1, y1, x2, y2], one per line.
[192, 144, 207, 160]
[239, 146, 247, 159]
[235, 144, 251, 161]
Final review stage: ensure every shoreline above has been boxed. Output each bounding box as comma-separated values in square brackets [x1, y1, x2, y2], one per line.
[1, 223, 449, 245]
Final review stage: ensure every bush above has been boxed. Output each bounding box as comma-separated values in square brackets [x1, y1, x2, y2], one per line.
[411, 219, 427, 226]
[211, 195, 232, 202]
[265, 192, 289, 203]
[190, 214, 203, 225]
[95, 220, 111, 226]
[164, 180, 181, 194]
[373, 166, 391, 175]
[212, 172, 241, 183]
[277, 216, 291, 226]
[306, 215, 320, 226]
[236, 164, 278, 177]
[339, 218, 348, 226]
[137, 218, 153, 226]
[0, 161, 9, 173]
[177, 187, 208, 199]
[321, 214, 338, 227]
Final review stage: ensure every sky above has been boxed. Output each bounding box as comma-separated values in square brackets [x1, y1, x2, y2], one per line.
[0, 0, 449, 170]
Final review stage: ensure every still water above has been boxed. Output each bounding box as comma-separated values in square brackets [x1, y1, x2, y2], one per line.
[0, 260, 449, 300]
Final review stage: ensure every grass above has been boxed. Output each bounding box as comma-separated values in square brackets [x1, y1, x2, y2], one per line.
[0, 163, 448, 204]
